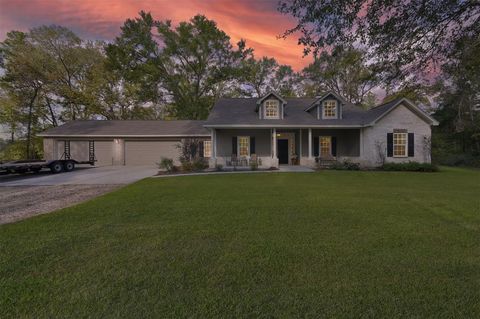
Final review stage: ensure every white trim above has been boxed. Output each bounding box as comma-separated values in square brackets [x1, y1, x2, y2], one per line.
[264, 99, 281, 119]
[299, 129, 303, 158]
[257, 91, 287, 105]
[322, 100, 338, 119]
[203, 140, 212, 158]
[272, 128, 277, 158]
[308, 129, 312, 158]
[203, 124, 364, 128]
[393, 132, 408, 158]
[37, 134, 211, 138]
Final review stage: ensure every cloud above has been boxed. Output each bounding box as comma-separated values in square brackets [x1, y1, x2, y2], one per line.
[0, 0, 312, 69]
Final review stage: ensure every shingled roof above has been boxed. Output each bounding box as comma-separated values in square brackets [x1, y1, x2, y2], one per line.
[38, 120, 210, 137]
[204, 97, 438, 127]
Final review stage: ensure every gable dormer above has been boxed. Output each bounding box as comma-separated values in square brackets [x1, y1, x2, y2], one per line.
[256, 91, 287, 119]
[305, 92, 346, 120]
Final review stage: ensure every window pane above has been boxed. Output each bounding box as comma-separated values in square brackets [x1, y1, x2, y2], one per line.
[203, 141, 211, 157]
[238, 136, 249, 156]
[265, 100, 279, 118]
[323, 100, 337, 117]
[393, 133, 407, 156]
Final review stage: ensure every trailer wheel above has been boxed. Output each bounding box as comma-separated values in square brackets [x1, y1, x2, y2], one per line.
[64, 161, 75, 172]
[49, 161, 64, 174]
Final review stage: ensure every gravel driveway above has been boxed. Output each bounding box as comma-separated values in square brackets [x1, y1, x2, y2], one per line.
[0, 185, 121, 225]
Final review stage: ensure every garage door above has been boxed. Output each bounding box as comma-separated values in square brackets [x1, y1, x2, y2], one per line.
[125, 141, 180, 166]
[55, 140, 113, 166]
[93, 141, 113, 166]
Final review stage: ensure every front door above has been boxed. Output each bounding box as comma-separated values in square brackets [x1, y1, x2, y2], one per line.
[278, 139, 289, 164]
[319, 136, 332, 158]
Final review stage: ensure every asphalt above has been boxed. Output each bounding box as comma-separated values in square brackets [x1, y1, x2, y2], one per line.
[0, 165, 158, 186]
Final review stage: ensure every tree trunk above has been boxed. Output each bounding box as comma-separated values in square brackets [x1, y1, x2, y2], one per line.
[45, 97, 58, 127]
[26, 88, 39, 159]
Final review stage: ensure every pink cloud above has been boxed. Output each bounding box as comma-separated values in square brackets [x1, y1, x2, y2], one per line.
[0, 0, 312, 69]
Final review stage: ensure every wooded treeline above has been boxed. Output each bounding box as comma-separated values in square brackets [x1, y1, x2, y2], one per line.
[0, 6, 478, 165]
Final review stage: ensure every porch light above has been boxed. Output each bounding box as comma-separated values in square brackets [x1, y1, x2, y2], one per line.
[276, 134, 281, 137]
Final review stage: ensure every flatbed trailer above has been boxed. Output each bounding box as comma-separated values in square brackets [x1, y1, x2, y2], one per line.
[0, 159, 94, 175]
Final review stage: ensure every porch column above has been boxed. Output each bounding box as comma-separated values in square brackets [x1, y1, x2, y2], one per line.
[272, 128, 277, 158]
[308, 128, 312, 158]
[212, 129, 217, 158]
[299, 129, 302, 158]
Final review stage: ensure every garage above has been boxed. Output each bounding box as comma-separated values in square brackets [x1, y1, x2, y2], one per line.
[125, 140, 180, 166]
[39, 120, 210, 167]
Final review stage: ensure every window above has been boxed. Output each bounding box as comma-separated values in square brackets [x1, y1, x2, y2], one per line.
[264, 100, 279, 118]
[319, 136, 331, 157]
[238, 136, 250, 156]
[203, 140, 212, 157]
[323, 100, 337, 118]
[393, 132, 407, 157]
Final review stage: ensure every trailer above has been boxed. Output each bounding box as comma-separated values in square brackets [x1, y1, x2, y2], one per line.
[0, 159, 94, 175]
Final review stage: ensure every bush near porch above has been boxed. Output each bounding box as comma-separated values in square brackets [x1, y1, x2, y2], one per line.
[1, 168, 479, 317]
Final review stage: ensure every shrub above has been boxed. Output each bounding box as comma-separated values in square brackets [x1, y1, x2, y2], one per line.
[331, 159, 360, 171]
[215, 164, 223, 171]
[250, 161, 258, 171]
[157, 157, 174, 172]
[381, 162, 439, 172]
[192, 158, 208, 171]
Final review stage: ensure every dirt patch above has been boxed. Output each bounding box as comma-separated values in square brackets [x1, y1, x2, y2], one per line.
[0, 185, 121, 225]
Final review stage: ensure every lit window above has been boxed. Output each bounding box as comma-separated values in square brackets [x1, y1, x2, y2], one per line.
[323, 100, 337, 118]
[264, 100, 279, 118]
[319, 136, 331, 157]
[203, 140, 212, 157]
[393, 132, 407, 157]
[238, 136, 250, 157]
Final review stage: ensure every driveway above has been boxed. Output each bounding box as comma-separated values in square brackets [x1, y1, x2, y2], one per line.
[0, 165, 158, 186]
[0, 166, 158, 224]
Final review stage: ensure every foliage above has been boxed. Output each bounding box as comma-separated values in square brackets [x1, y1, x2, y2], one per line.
[238, 56, 300, 97]
[1, 169, 479, 317]
[279, 0, 480, 81]
[330, 159, 360, 170]
[176, 138, 208, 172]
[215, 164, 223, 171]
[250, 160, 258, 171]
[381, 162, 439, 172]
[0, 138, 43, 161]
[157, 157, 174, 172]
[302, 46, 380, 106]
[432, 34, 480, 164]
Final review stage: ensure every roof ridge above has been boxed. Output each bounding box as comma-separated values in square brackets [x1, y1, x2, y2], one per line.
[369, 97, 403, 110]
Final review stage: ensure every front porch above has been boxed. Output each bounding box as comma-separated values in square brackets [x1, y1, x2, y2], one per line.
[209, 128, 362, 169]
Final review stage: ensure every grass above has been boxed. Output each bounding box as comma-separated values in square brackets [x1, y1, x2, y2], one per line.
[1, 167, 479, 318]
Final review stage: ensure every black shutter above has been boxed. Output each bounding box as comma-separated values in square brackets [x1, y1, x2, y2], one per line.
[331, 136, 337, 156]
[232, 137, 237, 155]
[250, 137, 255, 154]
[408, 133, 414, 157]
[313, 137, 319, 157]
[199, 141, 204, 158]
[387, 133, 393, 157]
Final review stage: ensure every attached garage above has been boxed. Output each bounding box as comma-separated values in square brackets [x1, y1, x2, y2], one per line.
[39, 120, 210, 167]
[125, 140, 180, 166]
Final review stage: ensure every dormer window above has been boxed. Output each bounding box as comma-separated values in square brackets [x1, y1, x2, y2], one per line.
[323, 100, 337, 119]
[264, 100, 280, 119]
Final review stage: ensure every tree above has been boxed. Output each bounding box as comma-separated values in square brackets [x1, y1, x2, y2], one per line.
[433, 34, 480, 161]
[238, 56, 300, 97]
[279, 0, 480, 80]
[105, 11, 165, 119]
[156, 15, 251, 119]
[301, 46, 379, 106]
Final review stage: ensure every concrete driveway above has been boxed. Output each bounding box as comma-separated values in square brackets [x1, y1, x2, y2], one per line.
[0, 165, 158, 186]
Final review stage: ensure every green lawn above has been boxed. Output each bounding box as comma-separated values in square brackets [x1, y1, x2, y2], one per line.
[1, 168, 479, 318]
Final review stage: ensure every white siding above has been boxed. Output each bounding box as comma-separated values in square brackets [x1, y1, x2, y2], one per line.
[362, 103, 432, 166]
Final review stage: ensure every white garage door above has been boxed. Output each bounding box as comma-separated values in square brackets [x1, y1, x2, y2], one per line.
[93, 141, 113, 166]
[125, 141, 180, 166]
[55, 140, 113, 166]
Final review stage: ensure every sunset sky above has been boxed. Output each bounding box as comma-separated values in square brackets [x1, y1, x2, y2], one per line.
[0, 0, 312, 69]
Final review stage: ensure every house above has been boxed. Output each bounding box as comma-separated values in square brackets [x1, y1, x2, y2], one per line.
[39, 92, 438, 168]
